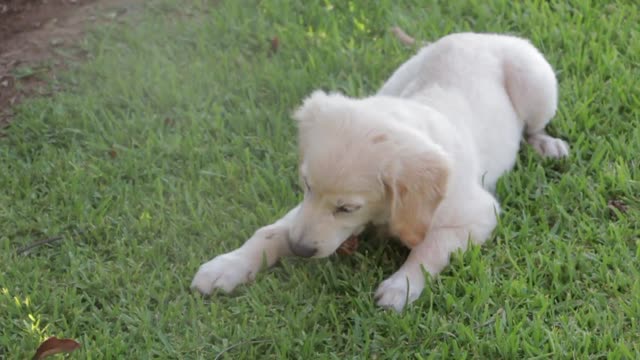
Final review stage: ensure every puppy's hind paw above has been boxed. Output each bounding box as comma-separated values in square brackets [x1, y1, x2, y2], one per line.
[527, 132, 570, 158]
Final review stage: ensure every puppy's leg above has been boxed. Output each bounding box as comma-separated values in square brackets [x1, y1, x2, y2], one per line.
[503, 40, 569, 158]
[191, 205, 298, 295]
[375, 188, 498, 312]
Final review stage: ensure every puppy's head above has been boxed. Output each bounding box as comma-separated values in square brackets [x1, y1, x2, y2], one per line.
[289, 91, 450, 258]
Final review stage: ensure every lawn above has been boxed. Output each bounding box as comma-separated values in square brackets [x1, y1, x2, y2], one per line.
[1, 0, 639, 358]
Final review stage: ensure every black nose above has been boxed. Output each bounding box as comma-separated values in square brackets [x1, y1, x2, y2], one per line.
[289, 241, 317, 258]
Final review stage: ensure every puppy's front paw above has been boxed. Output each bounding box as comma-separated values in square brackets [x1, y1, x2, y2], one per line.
[374, 272, 424, 312]
[527, 133, 570, 158]
[191, 252, 257, 295]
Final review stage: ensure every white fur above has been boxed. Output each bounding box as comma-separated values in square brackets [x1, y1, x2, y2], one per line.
[191, 32, 569, 311]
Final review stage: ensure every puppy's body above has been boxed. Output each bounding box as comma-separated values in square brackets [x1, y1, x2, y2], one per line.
[192, 33, 569, 311]
[379, 33, 565, 190]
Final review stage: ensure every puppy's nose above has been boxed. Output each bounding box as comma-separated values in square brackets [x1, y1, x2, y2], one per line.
[289, 241, 317, 258]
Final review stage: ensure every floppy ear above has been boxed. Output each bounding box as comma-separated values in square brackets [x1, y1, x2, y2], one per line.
[383, 146, 450, 248]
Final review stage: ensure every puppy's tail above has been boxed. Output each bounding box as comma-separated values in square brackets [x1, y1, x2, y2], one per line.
[390, 26, 430, 47]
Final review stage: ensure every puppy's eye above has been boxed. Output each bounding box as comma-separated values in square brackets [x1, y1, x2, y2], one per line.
[335, 205, 360, 214]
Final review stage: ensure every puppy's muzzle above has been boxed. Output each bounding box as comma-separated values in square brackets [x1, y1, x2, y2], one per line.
[288, 240, 317, 258]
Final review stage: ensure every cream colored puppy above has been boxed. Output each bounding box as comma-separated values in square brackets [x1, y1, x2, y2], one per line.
[191, 32, 569, 311]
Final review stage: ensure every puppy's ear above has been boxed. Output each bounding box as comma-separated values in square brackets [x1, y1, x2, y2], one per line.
[383, 146, 450, 248]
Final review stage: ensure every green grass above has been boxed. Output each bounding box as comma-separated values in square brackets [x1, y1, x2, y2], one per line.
[1, 0, 639, 358]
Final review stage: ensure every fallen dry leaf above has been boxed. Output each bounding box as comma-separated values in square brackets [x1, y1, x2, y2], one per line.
[269, 36, 279, 55]
[608, 199, 628, 218]
[164, 117, 175, 127]
[108, 148, 117, 158]
[32, 337, 81, 360]
[337, 235, 359, 255]
[390, 26, 416, 46]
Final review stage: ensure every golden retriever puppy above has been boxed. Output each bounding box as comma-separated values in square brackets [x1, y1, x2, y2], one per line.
[191, 32, 569, 311]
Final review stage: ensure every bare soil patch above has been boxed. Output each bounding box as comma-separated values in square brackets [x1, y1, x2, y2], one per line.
[0, 0, 130, 130]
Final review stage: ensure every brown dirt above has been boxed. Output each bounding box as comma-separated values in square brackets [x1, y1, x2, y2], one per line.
[0, 0, 131, 131]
